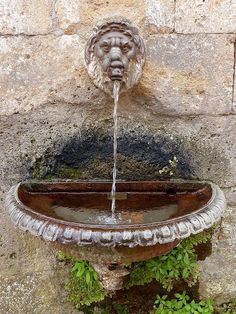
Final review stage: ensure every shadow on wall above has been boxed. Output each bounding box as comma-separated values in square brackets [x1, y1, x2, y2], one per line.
[28, 126, 196, 181]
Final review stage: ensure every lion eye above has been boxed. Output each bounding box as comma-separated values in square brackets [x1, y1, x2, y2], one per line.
[122, 45, 130, 53]
[102, 44, 110, 52]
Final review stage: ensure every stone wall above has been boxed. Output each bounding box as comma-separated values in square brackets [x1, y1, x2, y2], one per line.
[0, 0, 236, 312]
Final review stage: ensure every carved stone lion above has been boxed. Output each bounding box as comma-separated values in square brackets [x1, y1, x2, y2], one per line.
[85, 18, 145, 95]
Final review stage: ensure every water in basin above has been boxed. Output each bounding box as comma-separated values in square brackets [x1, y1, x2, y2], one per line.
[19, 181, 211, 226]
[53, 203, 178, 225]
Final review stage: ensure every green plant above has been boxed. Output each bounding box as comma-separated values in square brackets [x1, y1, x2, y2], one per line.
[126, 230, 213, 291]
[59, 229, 216, 310]
[154, 292, 214, 314]
[72, 260, 100, 285]
[159, 156, 178, 176]
[65, 260, 107, 309]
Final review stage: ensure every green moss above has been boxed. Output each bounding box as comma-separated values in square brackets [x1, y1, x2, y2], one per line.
[31, 163, 48, 180]
[30, 153, 53, 180]
[30, 152, 83, 180]
[54, 164, 83, 179]
[66, 273, 106, 309]
[63, 258, 107, 309]
[214, 299, 236, 314]
[126, 229, 213, 291]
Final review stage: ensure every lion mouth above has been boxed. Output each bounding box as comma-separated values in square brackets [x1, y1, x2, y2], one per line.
[108, 63, 124, 81]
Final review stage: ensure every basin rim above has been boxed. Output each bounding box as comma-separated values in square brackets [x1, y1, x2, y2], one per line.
[5, 180, 226, 248]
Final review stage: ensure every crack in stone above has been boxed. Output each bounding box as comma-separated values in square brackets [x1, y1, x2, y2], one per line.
[0, 32, 235, 38]
[232, 41, 236, 111]
[160, 32, 236, 36]
[0, 33, 52, 37]
[50, 0, 63, 35]
[173, 0, 177, 32]
[1, 102, 236, 119]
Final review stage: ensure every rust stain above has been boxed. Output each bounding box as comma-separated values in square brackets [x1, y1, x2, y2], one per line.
[64, 23, 80, 35]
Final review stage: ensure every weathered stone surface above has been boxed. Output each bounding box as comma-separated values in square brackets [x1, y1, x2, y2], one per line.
[79, 0, 146, 29]
[164, 114, 236, 187]
[0, 211, 57, 278]
[223, 187, 236, 206]
[46, 114, 236, 187]
[175, 0, 236, 34]
[0, 0, 52, 35]
[136, 34, 234, 115]
[0, 207, 79, 313]
[0, 105, 235, 192]
[55, 0, 80, 34]
[0, 271, 61, 314]
[199, 206, 236, 304]
[78, 0, 175, 40]
[0, 34, 108, 116]
[146, 0, 175, 34]
[55, 0, 175, 37]
[0, 33, 234, 117]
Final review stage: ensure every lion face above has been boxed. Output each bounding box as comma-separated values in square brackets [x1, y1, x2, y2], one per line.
[85, 19, 145, 95]
[95, 31, 137, 81]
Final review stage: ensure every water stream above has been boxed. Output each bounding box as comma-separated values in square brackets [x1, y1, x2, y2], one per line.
[111, 81, 121, 216]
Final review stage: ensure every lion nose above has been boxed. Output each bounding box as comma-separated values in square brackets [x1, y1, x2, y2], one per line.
[110, 47, 122, 62]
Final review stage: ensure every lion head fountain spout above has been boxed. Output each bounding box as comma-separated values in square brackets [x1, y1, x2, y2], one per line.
[85, 18, 145, 94]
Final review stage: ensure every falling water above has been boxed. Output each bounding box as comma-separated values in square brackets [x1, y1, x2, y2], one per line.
[111, 81, 121, 216]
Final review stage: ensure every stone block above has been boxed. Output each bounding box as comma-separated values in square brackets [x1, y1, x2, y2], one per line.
[135, 34, 234, 115]
[0, 271, 61, 313]
[79, 0, 146, 28]
[199, 206, 236, 304]
[0, 34, 108, 116]
[0, 0, 52, 35]
[78, 0, 174, 41]
[170, 115, 236, 188]
[175, 0, 236, 34]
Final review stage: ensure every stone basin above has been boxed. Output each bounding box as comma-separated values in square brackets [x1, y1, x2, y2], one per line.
[5, 180, 226, 265]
